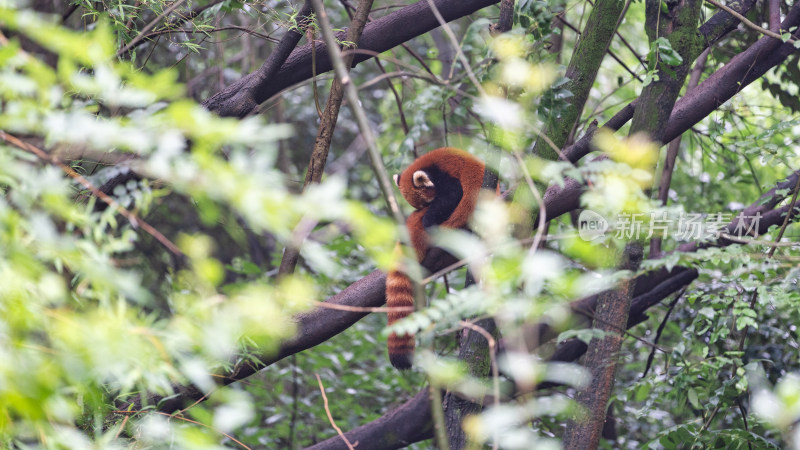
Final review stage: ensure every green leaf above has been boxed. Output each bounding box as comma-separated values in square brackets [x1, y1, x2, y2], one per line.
[687, 388, 701, 409]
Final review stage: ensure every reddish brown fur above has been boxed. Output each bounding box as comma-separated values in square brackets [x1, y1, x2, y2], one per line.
[387, 148, 485, 370]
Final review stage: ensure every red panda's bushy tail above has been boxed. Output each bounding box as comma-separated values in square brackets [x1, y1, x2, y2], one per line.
[386, 269, 415, 370]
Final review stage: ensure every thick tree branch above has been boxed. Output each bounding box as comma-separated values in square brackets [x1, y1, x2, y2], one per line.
[202, 0, 499, 117]
[652, 47, 710, 255]
[305, 389, 433, 450]
[144, 270, 387, 413]
[201, 1, 313, 118]
[563, 242, 642, 449]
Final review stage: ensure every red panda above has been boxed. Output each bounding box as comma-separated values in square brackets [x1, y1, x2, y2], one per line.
[386, 148, 486, 370]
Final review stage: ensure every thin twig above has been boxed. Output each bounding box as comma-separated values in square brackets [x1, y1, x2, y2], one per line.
[314, 301, 414, 313]
[513, 151, 547, 253]
[61, 3, 80, 23]
[0, 131, 184, 257]
[117, 0, 189, 57]
[340, 47, 443, 83]
[641, 289, 684, 377]
[572, 305, 672, 353]
[425, 0, 487, 97]
[308, 0, 403, 226]
[705, 0, 798, 44]
[356, 70, 441, 91]
[315, 373, 356, 450]
[421, 235, 541, 284]
[140, 25, 280, 43]
[374, 57, 409, 134]
[737, 173, 800, 352]
[112, 410, 251, 449]
[309, 28, 324, 118]
[718, 233, 800, 247]
[113, 414, 130, 439]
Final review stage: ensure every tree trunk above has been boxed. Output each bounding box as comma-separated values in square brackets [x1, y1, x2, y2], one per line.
[535, 0, 626, 160]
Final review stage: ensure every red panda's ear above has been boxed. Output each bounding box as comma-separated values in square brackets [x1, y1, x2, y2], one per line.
[393, 173, 400, 186]
[412, 170, 434, 188]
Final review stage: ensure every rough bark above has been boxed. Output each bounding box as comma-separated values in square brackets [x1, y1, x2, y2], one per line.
[535, 0, 627, 160]
[443, 316, 497, 448]
[630, 0, 704, 141]
[490, 0, 515, 34]
[562, 243, 642, 449]
[651, 47, 709, 255]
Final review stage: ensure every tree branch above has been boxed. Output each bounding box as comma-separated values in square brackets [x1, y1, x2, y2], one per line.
[304, 389, 433, 450]
[202, 0, 500, 117]
[563, 242, 642, 449]
[201, 1, 314, 118]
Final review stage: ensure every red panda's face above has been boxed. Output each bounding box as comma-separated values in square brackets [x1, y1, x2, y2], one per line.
[394, 169, 436, 210]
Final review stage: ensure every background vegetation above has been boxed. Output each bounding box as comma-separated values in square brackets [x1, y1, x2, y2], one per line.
[1, 0, 799, 448]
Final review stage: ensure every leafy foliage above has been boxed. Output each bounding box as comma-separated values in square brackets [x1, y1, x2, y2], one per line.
[2, 0, 800, 448]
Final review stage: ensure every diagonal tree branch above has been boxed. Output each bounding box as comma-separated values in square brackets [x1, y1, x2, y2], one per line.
[304, 389, 433, 450]
[202, 0, 499, 117]
[533, 0, 628, 160]
[201, 1, 313, 118]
